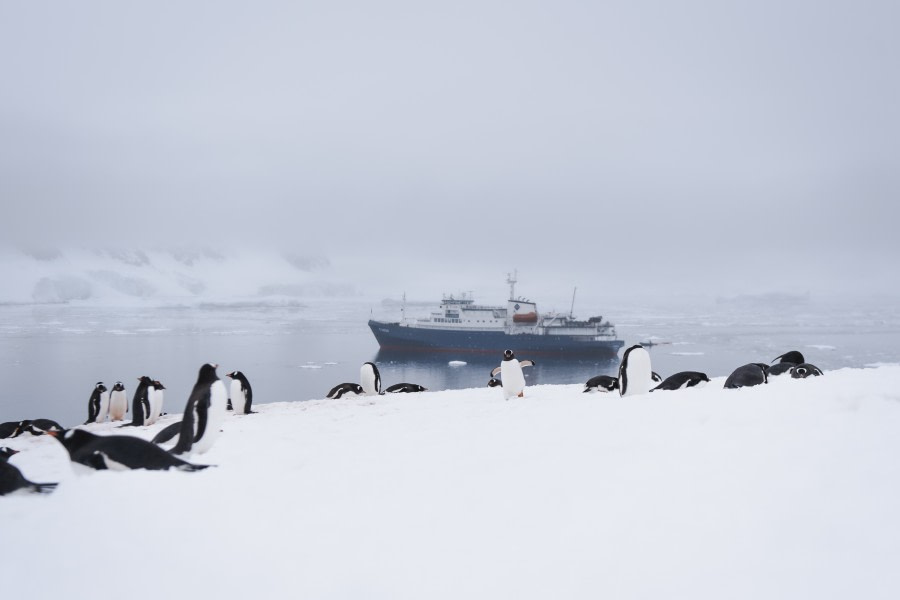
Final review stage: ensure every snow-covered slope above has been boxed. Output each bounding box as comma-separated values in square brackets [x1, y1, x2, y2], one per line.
[0, 246, 354, 304]
[3, 366, 900, 599]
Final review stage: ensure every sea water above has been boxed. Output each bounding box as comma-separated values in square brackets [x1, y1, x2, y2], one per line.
[1, 296, 898, 426]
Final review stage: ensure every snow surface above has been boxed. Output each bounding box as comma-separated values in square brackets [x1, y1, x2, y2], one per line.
[3, 366, 900, 600]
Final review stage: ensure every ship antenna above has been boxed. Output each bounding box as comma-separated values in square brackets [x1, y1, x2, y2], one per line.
[507, 269, 517, 300]
[402, 292, 406, 320]
[570, 286, 577, 318]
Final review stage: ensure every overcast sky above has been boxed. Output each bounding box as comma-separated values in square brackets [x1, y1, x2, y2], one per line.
[1, 0, 897, 299]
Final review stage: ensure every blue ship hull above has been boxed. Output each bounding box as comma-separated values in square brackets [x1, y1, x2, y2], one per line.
[369, 320, 624, 358]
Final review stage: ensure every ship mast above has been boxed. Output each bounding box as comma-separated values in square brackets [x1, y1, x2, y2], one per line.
[507, 269, 517, 301]
[570, 286, 577, 318]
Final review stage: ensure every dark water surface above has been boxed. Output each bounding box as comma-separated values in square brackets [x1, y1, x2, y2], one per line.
[1, 297, 898, 427]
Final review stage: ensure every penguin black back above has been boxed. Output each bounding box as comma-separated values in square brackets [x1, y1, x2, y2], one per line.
[724, 363, 768, 389]
[50, 429, 210, 471]
[384, 383, 427, 393]
[583, 375, 618, 393]
[652, 371, 710, 391]
[171, 364, 220, 455]
[0, 459, 58, 495]
[85, 382, 107, 424]
[327, 383, 364, 399]
[121, 376, 153, 427]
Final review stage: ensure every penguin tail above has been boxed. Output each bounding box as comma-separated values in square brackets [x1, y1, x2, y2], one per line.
[32, 482, 58, 494]
[179, 463, 213, 472]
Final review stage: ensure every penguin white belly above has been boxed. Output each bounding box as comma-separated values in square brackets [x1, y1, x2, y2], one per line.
[153, 389, 164, 421]
[230, 380, 246, 414]
[622, 348, 653, 396]
[108, 391, 127, 421]
[500, 360, 526, 398]
[144, 385, 157, 425]
[193, 380, 227, 454]
[360, 365, 379, 395]
[97, 391, 110, 423]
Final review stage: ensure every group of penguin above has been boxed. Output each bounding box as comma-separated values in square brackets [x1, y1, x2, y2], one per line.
[0, 364, 256, 495]
[2, 346, 825, 496]
[581, 345, 823, 397]
[325, 362, 428, 398]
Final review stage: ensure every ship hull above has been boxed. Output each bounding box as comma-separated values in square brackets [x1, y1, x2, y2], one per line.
[369, 320, 624, 358]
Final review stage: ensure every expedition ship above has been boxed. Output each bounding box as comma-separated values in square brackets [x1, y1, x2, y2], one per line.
[368, 273, 623, 358]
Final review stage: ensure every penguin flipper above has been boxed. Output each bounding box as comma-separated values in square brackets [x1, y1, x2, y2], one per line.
[519, 360, 536, 368]
[490, 366, 502, 377]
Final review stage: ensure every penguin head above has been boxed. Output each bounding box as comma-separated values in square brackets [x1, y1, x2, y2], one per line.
[413, 384, 427, 392]
[226, 371, 244, 380]
[152, 380, 165, 390]
[112, 382, 125, 392]
[47, 428, 96, 454]
[488, 378, 502, 387]
[774, 351, 804, 365]
[503, 349, 515, 361]
[0, 446, 19, 460]
[95, 382, 107, 392]
[651, 371, 662, 382]
[138, 376, 153, 385]
[197, 363, 220, 384]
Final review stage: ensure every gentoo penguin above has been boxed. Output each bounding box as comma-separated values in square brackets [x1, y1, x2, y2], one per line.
[147, 380, 165, 425]
[85, 382, 110, 424]
[0, 452, 57, 495]
[724, 363, 769, 389]
[120, 376, 153, 427]
[384, 383, 427, 393]
[618, 345, 653, 397]
[652, 371, 710, 391]
[327, 383, 364, 399]
[769, 351, 805, 377]
[790, 363, 824, 378]
[20, 419, 64, 436]
[490, 349, 535, 399]
[171, 363, 227, 456]
[226, 371, 254, 414]
[583, 375, 619, 393]
[108, 382, 128, 421]
[487, 378, 502, 388]
[49, 429, 209, 472]
[360, 362, 382, 395]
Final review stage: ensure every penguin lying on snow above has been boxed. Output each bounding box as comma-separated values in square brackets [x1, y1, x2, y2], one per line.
[384, 383, 427, 393]
[85, 382, 109, 424]
[170, 363, 227, 456]
[0, 421, 24, 439]
[327, 383, 365, 399]
[583, 375, 618, 393]
[768, 351, 805, 377]
[49, 429, 210, 472]
[487, 378, 502, 388]
[490, 350, 535, 399]
[226, 371, 254, 414]
[724, 363, 769, 389]
[618, 345, 654, 397]
[0, 448, 57, 495]
[19, 419, 64, 436]
[652, 371, 710, 391]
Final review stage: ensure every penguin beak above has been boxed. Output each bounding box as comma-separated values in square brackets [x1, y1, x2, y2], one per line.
[46, 430, 60, 438]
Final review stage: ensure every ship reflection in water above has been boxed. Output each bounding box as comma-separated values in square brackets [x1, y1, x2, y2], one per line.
[373, 349, 619, 393]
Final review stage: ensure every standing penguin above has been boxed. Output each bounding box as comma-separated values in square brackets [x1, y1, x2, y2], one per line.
[618, 345, 653, 397]
[171, 363, 227, 456]
[490, 349, 536, 399]
[120, 376, 153, 427]
[148, 380, 165, 424]
[85, 382, 110, 424]
[108, 382, 128, 422]
[360, 362, 382, 395]
[226, 371, 254, 414]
